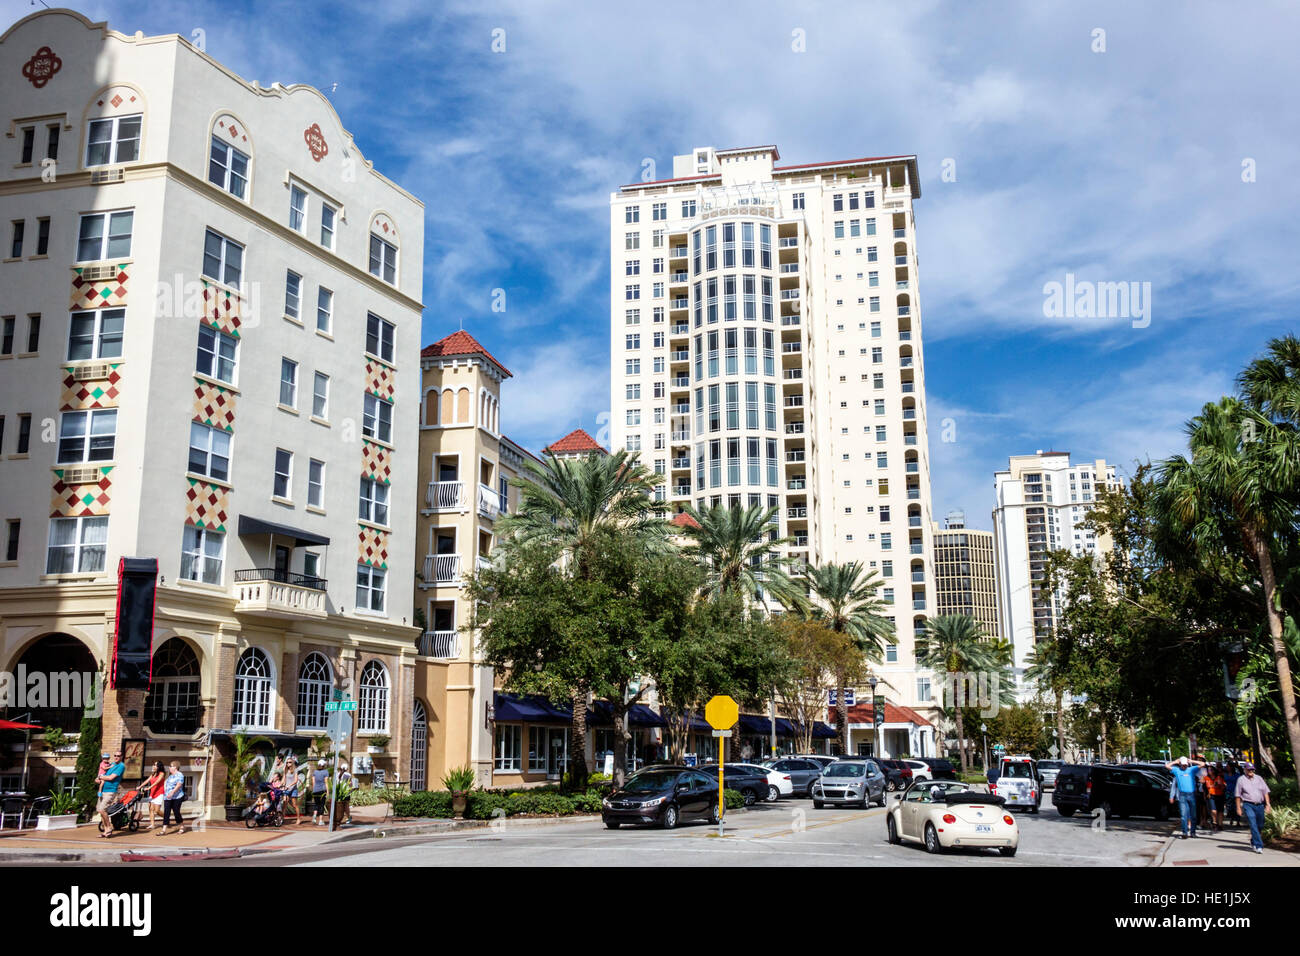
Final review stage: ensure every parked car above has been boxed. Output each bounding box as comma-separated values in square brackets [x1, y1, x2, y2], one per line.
[794, 754, 837, 769]
[1052, 763, 1172, 820]
[987, 755, 1041, 812]
[601, 766, 719, 829]
[1036, 759, 1065, 789]
[886, 778, 1019, 856]
[765, 757, 825, 796]
[697, 764, 771, 806]
[902, 759, 932, 782]
[917, 757, 959, 781]
[811, 759, 887, 809]
[729, 762, 794, 801]
[874, 758, 915, 792]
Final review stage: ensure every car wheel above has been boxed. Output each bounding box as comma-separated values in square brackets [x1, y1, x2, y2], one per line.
[1058, 807, 1075, 818]
[886, 780, 897, 792]
[767, 785, 780, 803]
[708, 803, 720, 826]
[1102, 800, 1115, 819]
[813, 800, 824, 809]
[604, 820, 621, 829]
[662, 805, 679, 830]
[999, 846, 1017, 857]
[886, 814, 900, 845]
[742, 789, 756, 807]
[924, 822, 942, 854]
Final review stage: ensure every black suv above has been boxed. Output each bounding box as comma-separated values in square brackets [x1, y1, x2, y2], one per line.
[917, 757, 958, 781]
[1052, 763, 1172, 820]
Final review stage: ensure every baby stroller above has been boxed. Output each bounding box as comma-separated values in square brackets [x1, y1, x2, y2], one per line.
[98, 788, 144, 834]
[244, 783, 285, 828]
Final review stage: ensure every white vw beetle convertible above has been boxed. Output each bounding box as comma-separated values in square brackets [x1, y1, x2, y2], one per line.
[886, 779, 1019, 857]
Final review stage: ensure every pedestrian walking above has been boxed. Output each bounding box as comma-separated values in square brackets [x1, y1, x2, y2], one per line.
[95, 750, 125, 838]
[1204, 763, 1226, 831]
[283, 757, 301, 823]
[159, 761, 186, 835]
[1234, 762, 1271, 854]
[1223, 761, 1242, 827]
[1165, 755, 1205, 839]
[144, 761, 166, 830]
[310, 759, 329, 825]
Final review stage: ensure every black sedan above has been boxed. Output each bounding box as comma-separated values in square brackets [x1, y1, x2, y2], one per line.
[764, 757, 824, 796]
[601, 766, 720, 829]
[697, 764, 770, 806]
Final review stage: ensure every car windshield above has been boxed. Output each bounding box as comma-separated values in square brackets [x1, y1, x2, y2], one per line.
[621, 771, 679, 793]
[825, 763, 866, 777]
[918, 782, 967, 800]
[1001, 762, 1033, 778]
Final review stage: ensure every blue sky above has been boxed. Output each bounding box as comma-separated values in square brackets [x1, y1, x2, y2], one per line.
[15, 1, 1299, 528]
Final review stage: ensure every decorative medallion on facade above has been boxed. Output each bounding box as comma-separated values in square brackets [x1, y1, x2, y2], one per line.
[70, 265, 129, 310]
[185, 477, 230, 533]
[357, 525, 390, 569]
[304, 123, 328, 162]
[60, 364, 122, 411]
[201, 279, 243, 337]
[364, 359, 395, 400]
[22, 46, 62, 88]
[361, 438, 392, 485]
[370, 213, 397, 239]
[214, 114, 249, 145]
[193, 378, 237, 432]
[51, 466, 113, 518]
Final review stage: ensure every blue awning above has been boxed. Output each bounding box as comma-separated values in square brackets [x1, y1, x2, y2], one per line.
[587, 700, 668, 728]
[493, 692, 571, 723]
[812, 721, 838, 739]
[738, 714, 775, 734]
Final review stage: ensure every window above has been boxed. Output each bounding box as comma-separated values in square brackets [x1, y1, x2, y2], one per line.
[315, 287, 333, 334]
[207, 137, 249, 198]
[289, 185, 307, 232]
[356, 565, 386, 614]
[9, 221, 23, 258]
[682, 200, 697, 217]
[320, 203, 336, 249]
[368, 234, 397, 284]
[195, 324, 236, 382]
[4, 519, 18, 562]
[366, 313, 395, 363]
[495, 724, 521, 772]
[201, 229, 243, 288]
[57, 409, 116, 463]
[652, 202, 667, 220]
[279, 358, 298, 408]
[625, 206, 640, 223]
[284, 271, 301, 320]
[232, 648, 273, 729]
[358, 477, 389, 525]
[25, 314, 40, 353]
[791, 192, 805, 210]
[77, 210, 133, 261]
[85, 114, 141, 166]
[45, 515, 108, 574]
[312, 371, 329, 419]
[273, 448, 293, 499]
[35, 217, 49, 256]
[296, 653, 333, 732]
[886, 644, 898, 663]
[308, 459, 325, 508]
[17, 414, 31, 454]
[363, 394, 393, 443]
[19, 126, 35, 164]
[180, 525, 224, 584]
[0, 317, 11, 355]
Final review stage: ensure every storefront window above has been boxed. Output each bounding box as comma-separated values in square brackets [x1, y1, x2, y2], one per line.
[495, 724, 521, 772]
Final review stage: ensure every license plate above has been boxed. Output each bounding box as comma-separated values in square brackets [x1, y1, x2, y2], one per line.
[975, 824, 992, 833]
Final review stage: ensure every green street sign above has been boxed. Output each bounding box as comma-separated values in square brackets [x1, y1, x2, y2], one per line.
[325, 700, 357, 712]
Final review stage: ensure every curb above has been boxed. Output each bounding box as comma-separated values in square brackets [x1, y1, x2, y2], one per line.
[331, 812, 603, 842]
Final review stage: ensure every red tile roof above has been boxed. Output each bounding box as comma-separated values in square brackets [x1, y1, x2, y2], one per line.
[421, 330, 511, 377]
[827, 702, 933, 728]
[669, 511, 700, 529]
[545, 428, 607, 455]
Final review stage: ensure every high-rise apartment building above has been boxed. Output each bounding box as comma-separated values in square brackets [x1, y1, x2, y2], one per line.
[992, 451, 1119, 692]
[0, 10, 423, 811]
[931, 510, 1000, 640]
[608, 145, 938, 720]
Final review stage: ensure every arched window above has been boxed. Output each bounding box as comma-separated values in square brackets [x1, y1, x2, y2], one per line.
[232, 647, 273, 729]
[410, 699, 428, 792]
[145, 639, 201, 735]
[358, 659, 389, 733]
[296, 652, 333, 731]
[424, 389, 439, 427]
[456, 387, 470, 424]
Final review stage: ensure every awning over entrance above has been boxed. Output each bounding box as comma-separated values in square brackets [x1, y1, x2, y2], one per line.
[493, 692, 571, 723]
[208, 729, 316, 750]
[236, 515, 330, 547]
[586, 700, 668, 728]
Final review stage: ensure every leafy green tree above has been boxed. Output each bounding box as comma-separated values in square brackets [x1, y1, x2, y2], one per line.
[679, 501, 792, 602]
[915, 614, 1002, 773]
[774, 616, 867, 754]
[73, 711, 102, 822]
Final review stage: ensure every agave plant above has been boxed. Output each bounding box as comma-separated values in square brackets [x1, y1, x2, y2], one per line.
[442, 765, 477, 793]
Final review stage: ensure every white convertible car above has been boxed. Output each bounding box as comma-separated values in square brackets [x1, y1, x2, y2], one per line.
[886, 779, 1019, 857]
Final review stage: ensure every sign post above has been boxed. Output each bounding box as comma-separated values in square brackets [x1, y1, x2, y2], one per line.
[324, 700, 355, 833]
[705, 695, 739, 837]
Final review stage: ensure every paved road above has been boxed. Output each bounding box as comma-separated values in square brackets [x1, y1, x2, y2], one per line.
[213, 799, 1170, 867]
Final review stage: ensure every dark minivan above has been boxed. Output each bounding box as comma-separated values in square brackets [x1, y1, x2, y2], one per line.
[1053, 763, 1172, 820]
[601, 766, 720, 829]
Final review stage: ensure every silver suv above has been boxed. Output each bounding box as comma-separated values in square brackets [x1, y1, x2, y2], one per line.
[812, 759, 886, 809]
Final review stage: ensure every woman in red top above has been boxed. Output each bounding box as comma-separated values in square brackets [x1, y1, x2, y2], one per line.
[144, 761, 167, 831]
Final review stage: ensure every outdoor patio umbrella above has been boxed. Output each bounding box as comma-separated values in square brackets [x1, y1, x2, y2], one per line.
[0, 718, 43, 795]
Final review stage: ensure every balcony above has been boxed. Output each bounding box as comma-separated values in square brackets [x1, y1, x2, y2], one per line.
[911, 571, 925, 583]
[906, 463, 919, 473]
[670, 297, 689, 310]
[477, 484, 501, 519]
[671, 376, 690, 388]
[781, 289, 800, 300]
[670, 245, 688, 258]
[673, 484, 691, 496]
[782, 342, 802, 353]
[671, 323, 690, 335]
[894, 228, 906, 238]
[910, 544, 924, 555]
[907, 489, 920, 500]
[779, 237, 798, 248]
[783, 369, 803, 380]
[787, 478, 806, 490]
[895, 256, 908, 266]
[780, 263, 799, 274]
[672, 403, 690, 415]
[426, 480, 464, 511]
[898, 306, 910, 316]
[234, 569, 328, 619]
[670, 349, 690, 362]
[781, 316, 801, 326]
[903, 409, 916, 420]
[899, 331, 912, 342]
[901, 381, 914, 392]
[785, 422, 805, 434]
[904, 434, 918, 445]
[786, 450, 806, 462]
[908, 516, 922, 527]
[418, 630, 460, 659]
[143, 705, 202, 736]
[670, 271, 689, 283]
[913, 599, 926, 610]
[783, 396, 804, 408]
[423, 553, 462, 584]
[897, 280, 910, 290]
[792, 535, 809, 548]
[787, 506, 808, 519]
[671, 429, 691, 442]
[671, 457, 690, 469]
[900, 356, 914, 368]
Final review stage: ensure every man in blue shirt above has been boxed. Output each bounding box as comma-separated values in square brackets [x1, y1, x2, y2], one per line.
[1165, 755, 1206, 838]
[96, 750, 126, 838]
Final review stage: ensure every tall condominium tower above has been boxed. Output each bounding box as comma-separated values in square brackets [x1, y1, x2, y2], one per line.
[608, 145, 937, 719]
[992, 452, 1119, 692]
[931, 510, 1001, 641]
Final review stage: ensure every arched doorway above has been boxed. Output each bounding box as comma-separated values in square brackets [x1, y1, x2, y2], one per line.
[7, 634, 97, 732]
[410, 699, 428, 792]
[144, 639, 201, 735]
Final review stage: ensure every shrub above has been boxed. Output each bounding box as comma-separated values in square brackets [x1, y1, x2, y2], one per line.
[724, 788, 744, 810]
[72, 711, 102, 822]
[442, 765, 477, 792]
[393, 790, 454, 818]
[1263, 805, 1300, 843]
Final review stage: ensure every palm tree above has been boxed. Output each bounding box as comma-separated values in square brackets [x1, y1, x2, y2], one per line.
[915, 614, 1002, 773]
[1157, 386, 1300, 792]
[782, 562, 894, 757]
[497, 447, 666, 787]
[679, 502, 792, 602]
[1025, 641, 1070, 766]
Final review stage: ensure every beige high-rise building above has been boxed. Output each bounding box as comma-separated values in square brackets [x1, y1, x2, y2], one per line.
[608, 145, 939, 731]
[931, 510, 1000, 640]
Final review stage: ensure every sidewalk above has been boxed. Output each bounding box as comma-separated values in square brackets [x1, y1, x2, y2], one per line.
[1158, 820, 1300, 867]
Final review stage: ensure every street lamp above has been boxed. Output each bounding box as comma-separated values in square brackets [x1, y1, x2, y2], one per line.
[1096, 733, 1103, 763]
[981, 722, 989, 770]
[868, 676, 879, 759]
